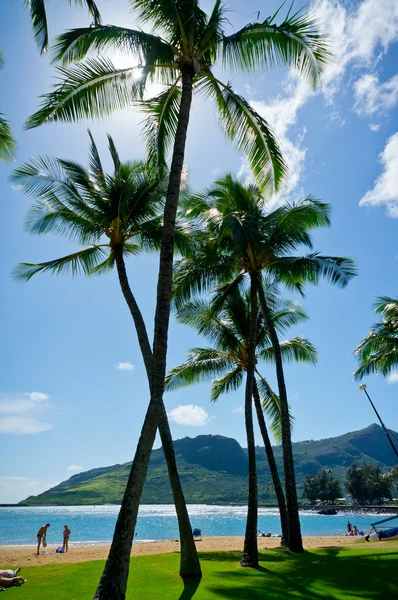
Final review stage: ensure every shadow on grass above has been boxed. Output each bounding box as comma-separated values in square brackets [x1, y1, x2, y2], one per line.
[207, 546, 398, 600]
[177, 577, 201, 600]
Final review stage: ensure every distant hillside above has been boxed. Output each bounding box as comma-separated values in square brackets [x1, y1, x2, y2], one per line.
[21, 424, 398, 505]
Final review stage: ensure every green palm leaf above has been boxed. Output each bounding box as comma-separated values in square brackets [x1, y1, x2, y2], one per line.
[13, 246, 108, 281]
[141, 80, 182, 173]
[0, 115, 17, 162]
[210, 367, 244, 402]
[198, 72, 286, 191]
[24, 0, 102, 55]
[25, 58, 147, 129]
[222, 8, 330, 88]
[165, 347, 235, 390]
[259, 337, 317, 365]
[52, 25, 175, 66]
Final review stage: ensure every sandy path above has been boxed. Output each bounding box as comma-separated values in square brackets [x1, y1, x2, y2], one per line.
[0, 536, 366, 567]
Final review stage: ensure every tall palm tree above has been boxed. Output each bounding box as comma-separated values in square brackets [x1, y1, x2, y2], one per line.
[24, 0, 101, 54]
[0, 52, 16, 162]
[173, 174, 356, 552]
[165, 289, 317, 560]
[354, 297, 398, 379]
[25, 3, 329, 594]
[11, 132, 201, 578]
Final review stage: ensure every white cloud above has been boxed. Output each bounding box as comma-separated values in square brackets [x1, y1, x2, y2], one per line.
[67, 465, 83, 471]
[237, 1, 398, 200]
[359, 132, 398, 217]
[168, 404, 210, 426]
[0, 392, 52, 435]
[354, 74, 398, 116]
[28, 392, 49, 402]
[232, 406, 244, 414]
[0, 416, 52, 435]
[116, 362, 135, 371]
[369, 124, 380, 132]
[312, 0, 398, 96]
[387, 372, 398, 384]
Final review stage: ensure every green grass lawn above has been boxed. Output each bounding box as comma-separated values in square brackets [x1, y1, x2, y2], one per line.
[3, 545, 398, 600]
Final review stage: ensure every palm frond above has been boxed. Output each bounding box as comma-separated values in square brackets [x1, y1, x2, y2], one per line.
[222, 7, 330, 88]
[259, 336, 317, 365]
[25, 58, 147, 129]
[25, 0, 101, 55]
[211, 366, 244, 402]
[165, 347, 234, 391]
[52, 25, 174, 66]
[141, 80, 182, 174]
[13, 246, 107, 281]
[272, 253, 357, 291]
[198, 72, 286, 192]
[107, 134, 121, 174]
[256, 373, 294, 441]
[0, 115, 17, 162]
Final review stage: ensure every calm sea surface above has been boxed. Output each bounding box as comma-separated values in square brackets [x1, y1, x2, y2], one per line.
[0, 505, 393, 546]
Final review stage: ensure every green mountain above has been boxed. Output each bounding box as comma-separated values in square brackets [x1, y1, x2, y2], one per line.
[21, 424, 398, 505]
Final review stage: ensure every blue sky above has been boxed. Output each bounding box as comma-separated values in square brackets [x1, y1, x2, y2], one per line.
[1, 0, 398, 503]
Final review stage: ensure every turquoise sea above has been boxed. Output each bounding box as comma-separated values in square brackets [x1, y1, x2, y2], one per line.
[0, 505, 393, 546]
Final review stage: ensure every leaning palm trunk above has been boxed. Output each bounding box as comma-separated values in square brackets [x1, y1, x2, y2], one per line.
[241, 273, 259, 567]
[257, 284, 303, 553]
[252, 378, 288, 547]
[114, 248, 201, 577]
[94, 70, 196, 600]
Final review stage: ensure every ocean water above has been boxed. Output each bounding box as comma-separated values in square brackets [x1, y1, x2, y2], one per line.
[1, 505, 394, 546]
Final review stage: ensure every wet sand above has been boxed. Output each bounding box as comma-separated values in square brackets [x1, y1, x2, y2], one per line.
[0, 535, 367, 567]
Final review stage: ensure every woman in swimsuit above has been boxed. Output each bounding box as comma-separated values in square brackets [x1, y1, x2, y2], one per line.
[63, 525, 71, 553]
[36, 523, 50, 555]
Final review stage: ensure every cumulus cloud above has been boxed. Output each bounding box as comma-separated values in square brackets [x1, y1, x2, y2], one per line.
[67, 465, 83, 471]
[359, 132, 398, 217]
[369, 124, 380, 132]
[313, 0, 398, 97]
[0, 392, 52, 435]
[354, 74, 398, 116]
[387, 372, 398, 384]
[168, 404, 210, 426]
[116, 362, 135, 371]
[238, 0, 398, 201]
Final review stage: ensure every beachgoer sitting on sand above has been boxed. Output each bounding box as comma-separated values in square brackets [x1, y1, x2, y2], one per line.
[63, 525, 71, 553]
[37, 523, 50, 555]
[353, 526, 360, 536]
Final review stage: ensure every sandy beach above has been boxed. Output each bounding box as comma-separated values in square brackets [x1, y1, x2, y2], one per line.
[0, 536, 366, 567]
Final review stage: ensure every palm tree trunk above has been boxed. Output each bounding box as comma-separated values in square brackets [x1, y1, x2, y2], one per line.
[241, 272, 259, 568]
[114, 249, 201, 577]
[93, 69, 196, 600]
[257, 283, 303, 553]
[252, 378, 289, 547]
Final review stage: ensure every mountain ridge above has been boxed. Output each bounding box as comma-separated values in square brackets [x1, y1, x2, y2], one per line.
[21, 424, 398, 505]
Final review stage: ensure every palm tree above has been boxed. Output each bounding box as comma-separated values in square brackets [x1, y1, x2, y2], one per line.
[24, 2, 329, 594]
[11, 132, 201, 579]
[354, 297, 398, 379]
[0, 52, 16, 162]
[173, 174, 356, 552]
[165, 289, 317, 559]
[24, 0, 101, 54]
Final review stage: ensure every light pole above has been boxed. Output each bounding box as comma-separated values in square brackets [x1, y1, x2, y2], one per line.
[359, 384, 398, 460]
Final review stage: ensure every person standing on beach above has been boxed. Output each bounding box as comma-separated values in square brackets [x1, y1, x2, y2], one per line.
[347, 521, 352, 535]
[36, 523, 50, 555]
[63, 525, 71, 553]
